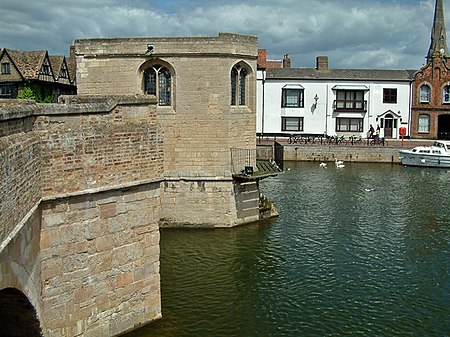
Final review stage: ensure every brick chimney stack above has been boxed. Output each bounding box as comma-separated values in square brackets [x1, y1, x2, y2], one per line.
[283, 54, 291, 68]
[316, 56, 328, 71]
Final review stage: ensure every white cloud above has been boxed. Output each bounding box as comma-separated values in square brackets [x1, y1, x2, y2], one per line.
[0, 0, 444, 70]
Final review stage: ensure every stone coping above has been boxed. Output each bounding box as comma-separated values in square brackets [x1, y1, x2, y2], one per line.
[0, 95, 157, 121]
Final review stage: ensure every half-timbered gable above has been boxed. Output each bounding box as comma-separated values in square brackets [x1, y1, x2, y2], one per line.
[50, 55, 71, 84]
[0, 48, 76, 101]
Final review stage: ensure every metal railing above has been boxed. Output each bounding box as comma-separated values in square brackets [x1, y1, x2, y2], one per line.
[230, 148, 256, 175]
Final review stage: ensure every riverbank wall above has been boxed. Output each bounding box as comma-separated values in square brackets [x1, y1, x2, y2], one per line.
[256, 140, 431, 164]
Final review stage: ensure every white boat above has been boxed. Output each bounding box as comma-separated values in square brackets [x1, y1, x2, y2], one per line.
[399, 140, 450, 168]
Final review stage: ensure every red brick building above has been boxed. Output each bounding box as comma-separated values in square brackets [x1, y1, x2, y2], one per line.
[411, 0, 450, 139]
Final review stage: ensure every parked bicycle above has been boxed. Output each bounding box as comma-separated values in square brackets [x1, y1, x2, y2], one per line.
[326, 135, 348, 145]
[288, 134, 303, 144]
[349, 135, 364, 146]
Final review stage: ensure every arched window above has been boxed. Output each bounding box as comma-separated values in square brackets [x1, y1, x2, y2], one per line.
[420, 85, 430, 103]
[231, 64, 247, 106]
[144, 65, 171, 106]
[418, 114, 430, 133]
[443, 85, 450, 103]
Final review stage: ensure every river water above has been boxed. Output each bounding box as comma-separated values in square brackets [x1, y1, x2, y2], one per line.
[125, 162, 449, 337]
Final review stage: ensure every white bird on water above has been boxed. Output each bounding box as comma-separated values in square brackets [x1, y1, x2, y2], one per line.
[335, 158, 345, 168]
[319, 162, 327, 168]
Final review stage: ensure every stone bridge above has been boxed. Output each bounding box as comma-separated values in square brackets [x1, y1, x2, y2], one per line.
[0, 98, 163, 336]
[0, 33, 266, 336]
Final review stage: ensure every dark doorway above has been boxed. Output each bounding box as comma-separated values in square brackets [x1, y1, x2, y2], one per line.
[0, 288, 42, 337]
[437, 114, 450, 139]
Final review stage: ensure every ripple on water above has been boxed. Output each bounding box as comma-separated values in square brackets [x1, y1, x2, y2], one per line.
[125, 163, 450, 337]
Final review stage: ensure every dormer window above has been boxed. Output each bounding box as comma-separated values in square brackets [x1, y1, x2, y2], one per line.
[443, 85, 450, 103]
[1, 62, 10, 74]
[420, 84, 430, 103]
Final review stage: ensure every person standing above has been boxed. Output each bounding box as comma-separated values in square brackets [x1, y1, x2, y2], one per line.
[369, 124, 375, 138]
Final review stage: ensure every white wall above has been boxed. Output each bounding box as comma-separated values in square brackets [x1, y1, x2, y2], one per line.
[257, 77, 412, 139]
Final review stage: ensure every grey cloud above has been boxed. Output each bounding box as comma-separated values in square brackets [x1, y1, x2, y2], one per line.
[0, 0, 444, 70]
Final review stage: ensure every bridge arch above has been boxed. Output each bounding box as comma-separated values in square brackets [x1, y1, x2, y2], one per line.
[0, 288, 42, 337]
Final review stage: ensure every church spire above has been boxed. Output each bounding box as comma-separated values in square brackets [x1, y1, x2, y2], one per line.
[427, 0, 449, 62]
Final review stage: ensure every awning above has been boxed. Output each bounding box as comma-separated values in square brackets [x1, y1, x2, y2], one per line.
[282, 84, 304, 89]
[332, 85, 369, 91]
[335, 112, 365, 118]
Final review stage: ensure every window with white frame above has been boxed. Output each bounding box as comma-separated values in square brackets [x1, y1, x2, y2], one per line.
[144, 65, 171, 106]
[443, 85, 450, 103]
[281, 88, 304, 108]
[418, 114, 430, 133]
[420, 84, 430, 103]
[231, 64, 247, 106]
[335, 90, 366, 110]
[282, 117, 303, 131]
[336, 117, 363, 132]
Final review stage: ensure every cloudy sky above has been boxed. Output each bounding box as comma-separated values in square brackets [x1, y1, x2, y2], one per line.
[0, 0, 447, 70]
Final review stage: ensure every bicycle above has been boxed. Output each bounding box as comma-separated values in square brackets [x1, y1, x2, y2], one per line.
[327, 135, 347, 145]
[288, 134, 303, 144]
[369, 137, 388, 146]
[336, 136, 348, 146]
[349, 135, 364, 146]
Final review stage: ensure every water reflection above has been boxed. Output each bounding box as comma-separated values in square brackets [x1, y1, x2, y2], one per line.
[125, 163, 449, 337]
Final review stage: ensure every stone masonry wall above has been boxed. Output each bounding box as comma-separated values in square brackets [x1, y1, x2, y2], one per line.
[0, 97, 164, 336]
[0, 101, 42, 250]
[257, 144, 402, 164]
[0, 206, 42, 327]
[40, 183, 161, 337]
[160, 179, 238, 227]
[37, 96, 164, 197]
[75, 33, 259, 227]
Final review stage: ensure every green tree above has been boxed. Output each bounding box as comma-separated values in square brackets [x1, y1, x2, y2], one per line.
[18, 82, 54, 103]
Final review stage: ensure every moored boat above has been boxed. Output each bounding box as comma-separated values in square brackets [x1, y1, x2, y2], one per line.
[399, 140, 450, 168]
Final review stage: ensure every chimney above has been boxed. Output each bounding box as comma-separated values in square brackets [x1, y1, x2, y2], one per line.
[283, 54, 291, 68]
[258, 49, 267, 62]
[316, 56, 328, 71]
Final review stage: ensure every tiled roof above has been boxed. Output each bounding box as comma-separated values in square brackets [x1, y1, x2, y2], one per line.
[266, 67, 415, 81]
[5, 49, 47, 80]
[66, 56, 76, 83]
[49, 55, 64, 73]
